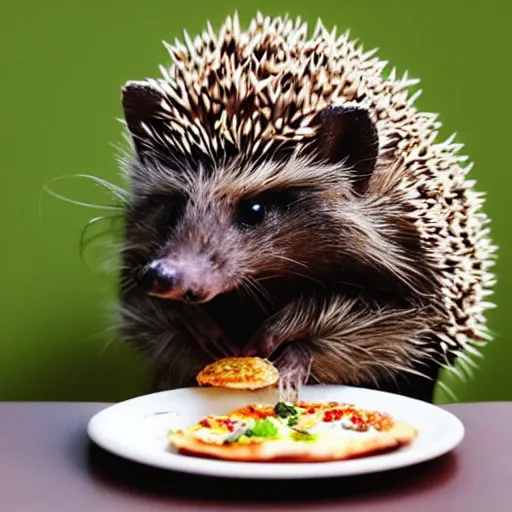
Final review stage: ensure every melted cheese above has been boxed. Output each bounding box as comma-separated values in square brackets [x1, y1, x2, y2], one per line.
[193, 428, 233, 444]
[309, 420, 379, 439]
[187, 405, 385, 446]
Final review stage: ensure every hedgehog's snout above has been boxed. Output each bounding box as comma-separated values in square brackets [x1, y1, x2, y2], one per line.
[142, 260, 178, 299]
[142, 258, 220, 304]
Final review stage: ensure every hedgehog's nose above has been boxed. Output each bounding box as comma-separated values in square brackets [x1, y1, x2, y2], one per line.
[143, 261, 177, 298]
[142, 260, 209, 303]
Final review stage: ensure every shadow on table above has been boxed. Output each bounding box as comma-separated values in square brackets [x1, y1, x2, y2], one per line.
[86, 440, 459, 503]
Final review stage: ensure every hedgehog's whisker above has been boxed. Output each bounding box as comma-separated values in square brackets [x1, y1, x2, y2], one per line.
[271, 254, 309, 269]
[238, 279, 268, 313]
[241, 276, 276, 312]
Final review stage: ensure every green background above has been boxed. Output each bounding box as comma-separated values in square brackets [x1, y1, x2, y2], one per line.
[1, 0, 509, 403]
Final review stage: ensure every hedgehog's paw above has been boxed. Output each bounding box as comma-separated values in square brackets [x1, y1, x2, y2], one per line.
[273, 343, 313, 403]
[196, 333, 240, 360]
[190, 310, 240, 359]
[242, 327, 283, 358]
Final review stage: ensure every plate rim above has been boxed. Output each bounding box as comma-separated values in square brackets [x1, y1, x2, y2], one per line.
[87, 385, 465, 480]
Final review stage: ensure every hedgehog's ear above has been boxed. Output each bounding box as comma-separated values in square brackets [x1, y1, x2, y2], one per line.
[311, 104, 379, 192]
[121, 81, 166, 161]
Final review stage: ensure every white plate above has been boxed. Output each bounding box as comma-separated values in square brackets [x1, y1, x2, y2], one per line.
[87, 385, 464, 479]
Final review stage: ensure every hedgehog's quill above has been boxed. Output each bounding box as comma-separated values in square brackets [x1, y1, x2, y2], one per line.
[115, 12, 496, 402]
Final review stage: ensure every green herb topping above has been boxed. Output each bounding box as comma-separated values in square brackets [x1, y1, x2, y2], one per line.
[290, 430, 318, 443]
[245, 418, 279, 438]
[287, 416, 299, 426]
[274, 402, 298, 418]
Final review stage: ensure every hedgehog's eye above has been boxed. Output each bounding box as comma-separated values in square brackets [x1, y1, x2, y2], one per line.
[236, 199, 266, 227]
[236, 189, 307, 228]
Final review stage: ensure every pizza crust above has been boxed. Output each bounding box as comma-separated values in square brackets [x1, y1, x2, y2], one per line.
[168, 421, 417, 462]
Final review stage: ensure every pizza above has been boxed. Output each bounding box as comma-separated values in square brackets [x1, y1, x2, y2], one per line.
[168, 401, 417, 462]
[196, 357, 279, 390]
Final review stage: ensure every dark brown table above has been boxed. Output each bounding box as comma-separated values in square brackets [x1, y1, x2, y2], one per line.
[0, 402, 510, 511]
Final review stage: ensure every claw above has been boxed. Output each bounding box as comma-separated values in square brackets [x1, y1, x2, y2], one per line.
[195, 329, 241, 359]
[188, 307, 240, 360]
[278, 373, 301, 404]
[273, 343, 312, 402]
[196, 335, 233, 360]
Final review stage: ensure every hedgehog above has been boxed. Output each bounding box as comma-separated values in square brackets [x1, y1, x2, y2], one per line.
[115, 12, 497, 403]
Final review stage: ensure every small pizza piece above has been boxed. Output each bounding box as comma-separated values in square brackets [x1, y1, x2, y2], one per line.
[196, 357, 280, 390]
[168, 401, 418, 462]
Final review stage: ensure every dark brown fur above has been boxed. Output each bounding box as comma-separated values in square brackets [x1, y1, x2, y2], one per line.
[109, 9, 496, 403]
[117, 100, 446, 402]
[107, 14, 496, 404]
